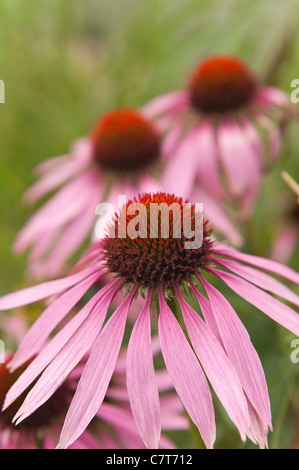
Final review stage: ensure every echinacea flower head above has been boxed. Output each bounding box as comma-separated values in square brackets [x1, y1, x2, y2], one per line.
[1, 192, 299, 449]
[14, 106, 242, 280]
[143, 55, 297, 217]
[13, 109, 161, 280]
[0, 354, 76, 448]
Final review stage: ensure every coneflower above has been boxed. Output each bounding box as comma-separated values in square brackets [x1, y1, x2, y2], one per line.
[14, 107, 241, 280]
[143, 55, 297, 217]
[0, 192, 298, 449]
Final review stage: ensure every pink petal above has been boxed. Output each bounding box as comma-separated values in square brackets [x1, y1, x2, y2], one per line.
[210, 267, 299, 337]
[97, 402, 144, 448]
[162, 127, 198, 199]
[23, 157, 90, 204]
[160, 119, 186, 159]
[13, 282, 119, 424]
[247, 401, 269, 448]
[255, 86, 290, 108]
[189, 283, 222, 343]
[157, 288, 216, 449]
[38, 185, 103, 278]
[217, 117, 261, 202]
[7, 269, 103, 372]
[0, 265, 98, 312]
[175, 287, 250, 439]
[33, 153, 71, 177]
[195, 119, 226, 199]
[199, 275, 272, 430]
[126, 290, 161, 449]
[213, 257, 299, 307]
[57, 288, 137, 449]
[237, 117, 263, 215]
[28, 227, 58, 263]
[16, 171, 98, 253]
[270, 225, 298, 265]
[142, 91, 189, 118]
[213, 242, 299, 284]
[3, 285, 112, 411]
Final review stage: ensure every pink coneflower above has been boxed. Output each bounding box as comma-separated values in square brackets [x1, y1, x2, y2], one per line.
[13, 107, 242, 280]
[0, 192, 298, 449]
[13, 109, 160, 280]
[270, 171, 299, 264]
[143, 55, 297, 217]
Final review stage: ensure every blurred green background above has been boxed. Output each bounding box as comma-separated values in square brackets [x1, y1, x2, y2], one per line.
[0, 0, 299, 449]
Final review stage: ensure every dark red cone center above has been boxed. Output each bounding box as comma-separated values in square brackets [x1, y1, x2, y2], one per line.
[189, 55, 257, 113]
[102, 192, 213, 288]
[90, 109, 161, 172]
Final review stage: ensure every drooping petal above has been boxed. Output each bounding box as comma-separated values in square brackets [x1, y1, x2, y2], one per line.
[213, 242, 299, 284]
[57, 287, 137, 449]
[141, 91, 189, 119]
[217, 117, 262, 204]
[161, 127, 199, 199]
[13, 282, 119, 424]
[210, 267, 299, 337]
[23, 157, 90, 204]
[3, 283, 117, 411]
[33, 153, 71, 177]
[126, 289, 161, 449]
[213, 257, 299, 307]
[37, 184, 103, 278]
[255, 86, 290, 109]
[14, 171, 98, 253]
[247, 400, 269, 449]
[157, 288, 216, 449]
[0, 265, 98, 311]
[195, 119, 226, 199]
[237, 117, 263, 215]
[160, 119, 186, 159]
[189, 283, 222, 343]
[199, 275, 272, 430]
[7, 269, 104, 371]
[175, 287, 250, 439]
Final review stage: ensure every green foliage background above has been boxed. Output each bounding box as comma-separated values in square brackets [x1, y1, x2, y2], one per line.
[0, 0, 299, 449]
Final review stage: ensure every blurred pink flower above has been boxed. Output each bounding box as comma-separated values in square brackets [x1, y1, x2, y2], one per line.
[0, 346, 187, 449]
[270, 196, 299, 264]
[0, 353, 94, 449]
[143, 55, 297, 218]
[14, 107, 241, 281]
[0, 192, 298, 449]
